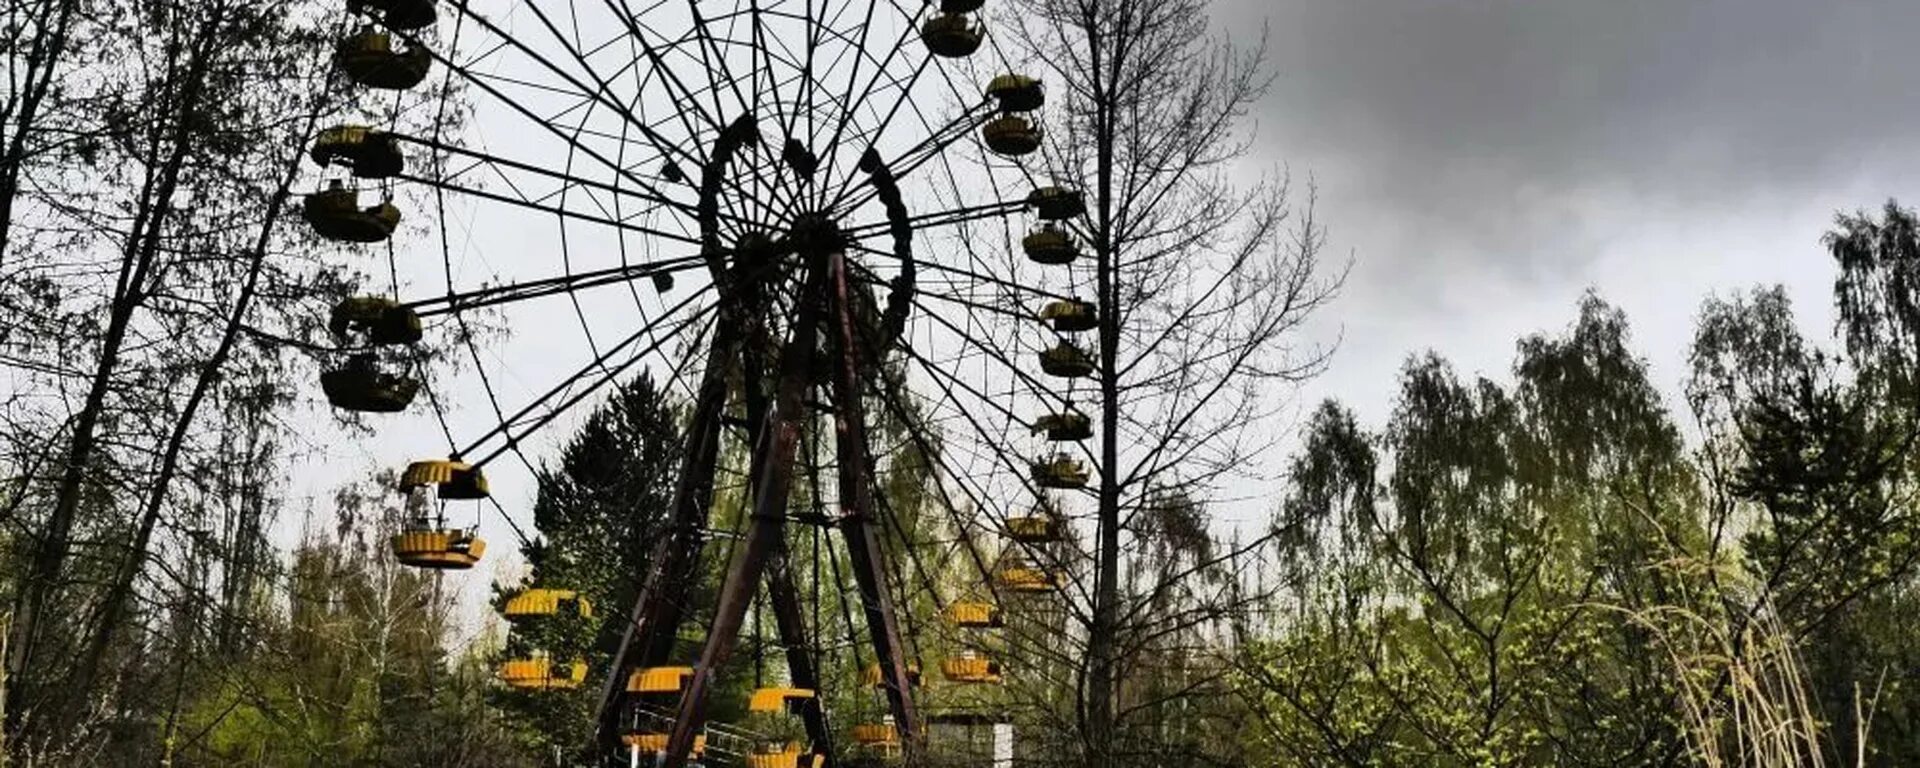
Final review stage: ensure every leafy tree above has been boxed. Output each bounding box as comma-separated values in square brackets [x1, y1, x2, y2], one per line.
[1246, 295, 1703, 766]
[1243, 204, 1920, 766]
[152, 477, 525, 768]
[0, 0, 468, 754]
[490, 372, 683, 760]
[0, 0, 389, 748]
[1688, 248, 1920, 763]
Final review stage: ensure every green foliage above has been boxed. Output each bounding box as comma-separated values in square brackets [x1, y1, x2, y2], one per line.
[164, 482, 527, 767]
[489, 372, 683, 759]
[1689, 267, 1920, 763]
[1247, 204, 1920, 766]
[1250, 295, 1718, 765]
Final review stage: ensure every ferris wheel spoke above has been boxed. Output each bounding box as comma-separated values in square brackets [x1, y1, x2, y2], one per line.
[816, 53, 934, 200]
[867, 277, 1030, 325]
[894, 290, 1103, 477]
[458, 295, 719, 467]
[402, 255, 708, 317]
[745, 19, 818, 228]
[869, 355, 1092, 616]
[783, 0, 822, 146]
[399, 171, 702, 245]
[697, 17, 807, 235]
[844, 198, 1023, 237]
[893, 322, 1052, 434]
[518, 0, 719, 159]
[826, 100, 995, 215]
[807, 0, 905, 197]
[398, 134, 698, 217]
[423, 5, 698, 202]
[458, 0, 716, 156]
[587, 0, 740, 159]
[847, 241, 1075, 302]
[598, 0, 726, 137]
[685, 0, 754, 126]
[797, 5, 864, 159]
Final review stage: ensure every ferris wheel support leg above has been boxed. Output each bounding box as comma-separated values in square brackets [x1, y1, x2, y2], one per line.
[592, 335, 733, 760]
[662, 261, 828, 768]
[826, 251, 925, 764]
[737, 323, 836, 764]
[766, 544, 835, 757]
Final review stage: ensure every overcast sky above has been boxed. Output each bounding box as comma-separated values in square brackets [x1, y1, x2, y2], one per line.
[285, 1, 1920, 627]
[1211, 0, 1919, 428]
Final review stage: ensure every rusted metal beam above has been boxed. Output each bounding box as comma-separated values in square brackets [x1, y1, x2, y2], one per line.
[826, 251, 924, 763]
[767, 542, 834, 760]
[591, 335, 731, 760]
[661, 260, 827, 768]
[742, 308, 835, 765]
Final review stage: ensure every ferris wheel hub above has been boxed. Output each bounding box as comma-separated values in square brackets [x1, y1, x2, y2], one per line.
[788, 213, 846, 256]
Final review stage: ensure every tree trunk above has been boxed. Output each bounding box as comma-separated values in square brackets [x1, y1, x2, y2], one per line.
[0, 0, 79, 263]
[4, 9, 222, 736]
[70, 92, 311, 700]
[1086, 10, 1122, 764]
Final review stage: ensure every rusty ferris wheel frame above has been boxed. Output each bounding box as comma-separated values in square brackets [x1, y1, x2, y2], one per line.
[308, 0, 1095, 765]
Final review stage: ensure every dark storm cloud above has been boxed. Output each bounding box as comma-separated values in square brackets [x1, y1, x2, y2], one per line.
[1236, 0, 1920, 276]
[1202, 0, 1920, 438]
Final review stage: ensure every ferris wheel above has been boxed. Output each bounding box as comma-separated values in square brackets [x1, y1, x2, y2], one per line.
[304, 0, 1100, 764]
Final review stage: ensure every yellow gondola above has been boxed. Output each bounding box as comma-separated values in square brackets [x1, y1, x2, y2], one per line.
[996, 562, 1060, 593]
[321, 297, 420, 413]
[498, 655, 588, 690]
[1028, 185, 1086, 220]
[944, 600, 1002, 629]
[322, 354, 419, 412]
[303, 181, 400, 243]
[502, 588, 593, 622]
[1038, 341, 1094, 378]
[1040, 299, 1098, 332]
[390, 525, 485, 569]
[746, 742, 820, 768]
[982, 115, 1041, 156]
[919, 14, 982, 58]
[940, 651, 1003, 684]
[329, 296, 423, 345]
[851, 722, 899, 746]
[749, 687, 817, 713]
[335, 28, 432, 90]
[1007, 512, 1067, 543]
[1033, 411, 1092, 442]
[1022, 226, 1078, 265]
[400, 458, 489, 499]
[347, 0, 437, 30]
[626, 665, 696, 694]
[858, 663, 922, 689]
[986, 74, 1044, 112]
[311, 125, 405, 179]
[622, 732, 708, 756]
[745, 688, 822, 768]
[1031, 454, 1089, 489]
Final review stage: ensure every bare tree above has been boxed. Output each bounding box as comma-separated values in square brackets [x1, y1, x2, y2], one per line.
[990, 0, 1340, 763]
[0, 0, 369, 749]
[0, 0, 81, 261]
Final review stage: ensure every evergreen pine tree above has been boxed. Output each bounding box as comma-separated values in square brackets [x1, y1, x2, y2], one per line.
[491, 373, 684, 760]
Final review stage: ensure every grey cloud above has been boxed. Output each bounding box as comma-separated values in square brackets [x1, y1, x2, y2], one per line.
[1221, 0, 1920, 280]
[1197, 0, 1920, 440]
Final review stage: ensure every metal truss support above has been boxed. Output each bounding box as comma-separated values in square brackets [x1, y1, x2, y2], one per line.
[662, 260, 828, 768]
[592, 332, 732, 759]
[826, 251, 924, 762]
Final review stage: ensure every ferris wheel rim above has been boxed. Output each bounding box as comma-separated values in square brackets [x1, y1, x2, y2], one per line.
[312, 0, 1113, 753]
